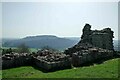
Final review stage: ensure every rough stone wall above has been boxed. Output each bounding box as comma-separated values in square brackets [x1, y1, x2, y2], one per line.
[72, 47, 114, 67]
[33, 57, 71, 71]
[2, 49, 71, 71]
[80, 24, 114, 50]
[2, 53, 33, 69]
[80, 24, 92, 44]
[64, 24, 114, 67]
[33, 49, 71, 71]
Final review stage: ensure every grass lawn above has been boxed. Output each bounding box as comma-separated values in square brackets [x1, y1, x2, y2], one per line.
[2, 58, 119, 78]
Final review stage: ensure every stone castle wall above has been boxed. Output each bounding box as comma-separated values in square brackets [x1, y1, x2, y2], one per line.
[33, 49, 71, 71]
[64, 24, 114, 67]
[72, 47, 114, 67]
[2, 53, 33, 69]
[80, 24, 114, 50]
[33, 56, 71, 71]
[2, 50, 72, 71]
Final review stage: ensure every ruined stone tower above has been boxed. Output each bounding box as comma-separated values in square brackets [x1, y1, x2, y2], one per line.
[64, 24, 114, 56]
[80, 24, 114, 50]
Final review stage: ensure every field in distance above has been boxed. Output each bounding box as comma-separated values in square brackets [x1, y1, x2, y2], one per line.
[1, 47, 39, 53]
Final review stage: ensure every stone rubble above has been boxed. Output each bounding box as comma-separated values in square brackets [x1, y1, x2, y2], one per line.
[33, 49, 71, 71]
[2, 53, 32, 69]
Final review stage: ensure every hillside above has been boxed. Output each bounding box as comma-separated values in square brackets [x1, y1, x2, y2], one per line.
[2, 35, 120, 51]
[2, 35, 79, 50]
[2, 58, 119, 78]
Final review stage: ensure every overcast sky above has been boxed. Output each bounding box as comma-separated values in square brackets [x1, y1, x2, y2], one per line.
[1, 2, 118, 39]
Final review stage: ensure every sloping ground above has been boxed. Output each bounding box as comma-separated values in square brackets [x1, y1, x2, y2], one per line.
[2, 58, 119, 78]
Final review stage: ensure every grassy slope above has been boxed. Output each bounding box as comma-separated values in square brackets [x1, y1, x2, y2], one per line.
[2, 58, 119, 78]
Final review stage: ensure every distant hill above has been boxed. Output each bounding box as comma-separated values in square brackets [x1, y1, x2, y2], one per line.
[2, 35, 120, 51]
[2, 35, 79, 50]
[64, 37, 80, 41]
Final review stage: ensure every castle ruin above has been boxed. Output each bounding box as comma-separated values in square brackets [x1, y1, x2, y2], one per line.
[2, 23, 115, 71]
[80, 24, 114, 50]
[64, 23, 114, 66]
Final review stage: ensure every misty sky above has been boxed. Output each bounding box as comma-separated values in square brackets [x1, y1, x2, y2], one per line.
[2, 2, 118, 39]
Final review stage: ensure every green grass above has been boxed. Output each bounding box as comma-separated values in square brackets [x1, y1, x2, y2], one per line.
[2, 58, 119, 78]
[29, 48, 38, 53]
[0, 70, 1, 79]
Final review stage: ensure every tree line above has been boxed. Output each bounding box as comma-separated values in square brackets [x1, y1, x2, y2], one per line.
[2, 43, 30, 55]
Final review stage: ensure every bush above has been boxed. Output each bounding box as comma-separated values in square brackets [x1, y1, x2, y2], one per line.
[2, 48, 12, 55]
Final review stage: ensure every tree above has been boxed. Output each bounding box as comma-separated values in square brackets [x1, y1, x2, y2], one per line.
[17, 43, 30, 53]
[2, 48, 12, 55]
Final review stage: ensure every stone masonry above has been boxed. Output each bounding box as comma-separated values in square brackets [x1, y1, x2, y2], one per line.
[33, 49, 71, 71]
[64, 24, 114, 66]
[80, 24, 114, 50]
